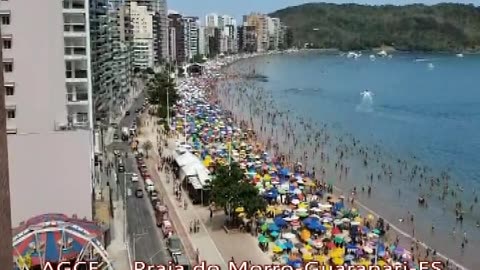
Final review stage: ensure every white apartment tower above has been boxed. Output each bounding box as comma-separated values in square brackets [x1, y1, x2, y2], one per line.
[183, 16, 199, 61]
[130, 1, 154, 69]
[0, 0, 94, 225]
[205, 13, 218, 28]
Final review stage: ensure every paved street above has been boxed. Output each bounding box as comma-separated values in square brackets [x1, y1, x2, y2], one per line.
[105, 93, 170, 265]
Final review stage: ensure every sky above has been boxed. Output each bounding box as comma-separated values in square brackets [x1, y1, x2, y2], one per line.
[169, 0, 477, 23]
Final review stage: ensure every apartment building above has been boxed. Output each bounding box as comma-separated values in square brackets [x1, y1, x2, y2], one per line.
[183, 16, 199, 61]
[244, 13, 269, 52]
[0, 0, 94, 225]
[238, 25, 257, 53]
[168, 13, 185, 63]
[130, 1, 154, 69]
[198, 25, 206, 56]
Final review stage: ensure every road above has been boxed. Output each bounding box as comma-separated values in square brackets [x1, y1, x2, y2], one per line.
[106, 93, 170, 265]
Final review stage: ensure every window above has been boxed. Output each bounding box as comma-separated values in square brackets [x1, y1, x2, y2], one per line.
[3, 62, 13, 72]
[1, 14, 10, 25]
[5, 85, 14, 95]
[3, 38, 11, 49]
[7, 109, 15, 119]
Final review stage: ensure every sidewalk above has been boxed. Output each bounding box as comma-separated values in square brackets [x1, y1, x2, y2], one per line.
[107, 201, 131, 270]
[138, 117, 271, 268]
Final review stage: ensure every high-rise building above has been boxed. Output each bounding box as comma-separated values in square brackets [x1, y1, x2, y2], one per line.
[244, 13, 269, 52]
[268, 17, 281, 50]
[128, 0, 168, 64]
[130, 1, 155, 69]
[1, 0, 94, 225]
[198, 25, 206, 56]
[238, 25, 257, 53]
[168, 13, 185, 63]
[183, 16, 199, 61]
[205, 13, 218, 28]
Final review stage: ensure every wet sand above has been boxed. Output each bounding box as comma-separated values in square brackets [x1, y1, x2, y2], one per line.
[207, 56, 479, 269]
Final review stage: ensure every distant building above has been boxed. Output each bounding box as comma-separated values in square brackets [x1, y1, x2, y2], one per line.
[168, 13, 186, 63]
[130, 1, 155, 69]
[183, 16, 199, 61]
[244, 13, 270, 52]
[198, 25, 206, 56]
[205, 13, 219, 28]
[238, 25, 257, 53]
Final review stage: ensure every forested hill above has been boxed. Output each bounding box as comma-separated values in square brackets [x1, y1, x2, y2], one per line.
[270, 3, 480, 51]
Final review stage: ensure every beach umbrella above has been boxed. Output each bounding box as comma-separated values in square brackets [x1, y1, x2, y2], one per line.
[333, 235, 345, 244]
[300, 229, 311, 240]
[332, 257, 344, 266]
[282, 232, 296, 240]
[235, 207, 244, 213]
[344, 254, 355, 261]
[274, 217, 287, 227]
[332, 227, 341, 235]
[372, 229, 381, 235]
[261, 223, 268, 231]
[302, 253, 313, 261]
[270, 231, 280, 238]
[268, 223, 280, 231]
[314, 255, 327, 263]
[272, 245, 283, 253]
[258, 234, 268, 243]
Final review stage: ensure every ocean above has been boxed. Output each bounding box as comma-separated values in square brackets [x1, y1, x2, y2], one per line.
[218, 51, 480, 268]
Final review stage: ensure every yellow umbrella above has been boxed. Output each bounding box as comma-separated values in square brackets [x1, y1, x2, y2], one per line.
[302, 253, 313, 261]
[354, 216, 363, 223]
[264, 174, 272, 181]
[330, 248, 344, 258]
[314, 255, 327, 263]
[332, 257, 344, 265]
[377, 260, 386, 266]
[235, 207, 244, 213]
[305, 181, 316, 187]
[238, 212, 246, 217]
[367, 214, 375, 220]
[357, 258, 370, 266]
[272, 245, 283, 253]
[301, 229, 311, 240]
[298, 202, 309, 209]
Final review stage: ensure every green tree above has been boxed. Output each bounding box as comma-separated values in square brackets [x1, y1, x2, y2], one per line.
[211, 165, 266, 218]
[142, 140, 153, 158]
[146, 72, 178, 118]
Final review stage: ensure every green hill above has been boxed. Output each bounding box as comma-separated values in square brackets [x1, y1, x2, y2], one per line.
[270, 3, 480, 51]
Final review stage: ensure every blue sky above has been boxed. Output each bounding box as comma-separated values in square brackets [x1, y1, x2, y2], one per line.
[169, 0, 477, 23]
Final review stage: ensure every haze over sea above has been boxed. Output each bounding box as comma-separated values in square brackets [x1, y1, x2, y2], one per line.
[227, 51, 480, 268]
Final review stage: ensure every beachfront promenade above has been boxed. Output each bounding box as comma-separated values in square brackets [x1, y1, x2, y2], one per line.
[139, 117, 272, 269]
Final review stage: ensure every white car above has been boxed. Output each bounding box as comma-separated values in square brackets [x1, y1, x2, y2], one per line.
[131, 173, 139, 182]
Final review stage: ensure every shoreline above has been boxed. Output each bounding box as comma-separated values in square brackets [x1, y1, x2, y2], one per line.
[204, 53, 472, 269]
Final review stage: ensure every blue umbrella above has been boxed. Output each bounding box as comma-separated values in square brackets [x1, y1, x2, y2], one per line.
[268, 223, 280, 231]
[280, 168, 290, 175]
[303, 217, 314, 225]
[344, 254, 355, 261]
[274, 217, 287, 227]
[270, 231, 279, 237]
[284, 241, 294, 250]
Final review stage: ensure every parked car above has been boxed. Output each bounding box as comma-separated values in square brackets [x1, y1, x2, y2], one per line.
[118, 164, 125, 173]
[125, 111, 130, 116]
[161, 220, 173, 238]
[113, 133, 119, 140]
[167, 236, 183, 256]
[135, 188, 144, 198]
[131, 173, 139, 182]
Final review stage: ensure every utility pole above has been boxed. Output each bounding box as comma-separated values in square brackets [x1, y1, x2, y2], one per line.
[0, 30, 14, 270]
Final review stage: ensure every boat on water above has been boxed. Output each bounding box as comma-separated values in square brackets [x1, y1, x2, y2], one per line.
[347, 51, 362, 59]
[456, 53, 464, 58]
[414, 57, 428, 62]
[377, 50, 388, 57]
[428, 63, 435, 69]
[369, 55, 376, 61]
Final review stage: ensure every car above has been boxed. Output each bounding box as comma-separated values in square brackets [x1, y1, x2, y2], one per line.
[131, 173, 139, 182]
[118, 164, 125, 173]
[167, 236, 183, 256]
[113, 133, 119, 140]
[113, 150, 120, 156]
[135, 188, 144, 198]
[135, 108, 141, 113]
[110, 123, 119, 128]
[125, 111, 130, 116]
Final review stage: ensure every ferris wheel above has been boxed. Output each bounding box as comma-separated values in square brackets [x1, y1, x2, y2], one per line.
[12, 214, 114, 270]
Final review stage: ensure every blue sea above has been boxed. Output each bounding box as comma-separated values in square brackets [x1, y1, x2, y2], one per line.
[224, 51, 480, 268]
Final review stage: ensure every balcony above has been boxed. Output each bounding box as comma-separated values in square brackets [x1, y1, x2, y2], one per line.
[67, 92, 89, 105]
[64, 47, 87, 60]
[63, 0, 86, 13]
[66, 69, 88, 82]
[64, 24, 86, 37]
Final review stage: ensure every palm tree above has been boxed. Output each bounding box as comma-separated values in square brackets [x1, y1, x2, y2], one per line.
[0, 30, 14, 269]
[142, 140, 153, 159]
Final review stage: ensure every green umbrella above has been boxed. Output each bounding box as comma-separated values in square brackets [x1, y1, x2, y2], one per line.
[372, 229, 381, 235]
[334, 236, 344, 243]
[258, 234, 269, 243]
[261, 223, 268, 231]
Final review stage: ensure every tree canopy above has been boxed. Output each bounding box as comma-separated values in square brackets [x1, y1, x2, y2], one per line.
[146, 72, 179, 119]
[211, 164, 267, 217]
[270, 3, 480, 51]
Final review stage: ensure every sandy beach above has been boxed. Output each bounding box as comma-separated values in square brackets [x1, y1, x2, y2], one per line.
[202, 53, 477, 269]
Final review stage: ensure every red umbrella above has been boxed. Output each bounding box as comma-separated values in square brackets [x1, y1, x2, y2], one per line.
[332, 227, 341, 235]
[326, 241, 336, 249]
